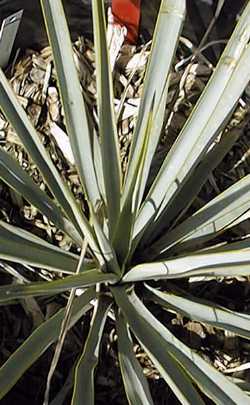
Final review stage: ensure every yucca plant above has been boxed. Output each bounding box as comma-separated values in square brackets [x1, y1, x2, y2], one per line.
[1, 0, 250, 403]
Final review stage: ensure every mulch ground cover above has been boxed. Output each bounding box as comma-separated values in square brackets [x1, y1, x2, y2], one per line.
[1, 32, 250, 404]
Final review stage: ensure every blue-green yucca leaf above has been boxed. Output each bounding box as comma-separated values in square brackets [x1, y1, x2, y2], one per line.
[40, 0, 120, 270]
[40, 0, 101, 210]
[92, 0, 121, 238]
[0, 147, 81, 245]
[112, 98, 155, 265]
[0, 68, 105, 266]
[0, 68, 85, 241]
[0, 287, 96, 401]
[145, 45, 250, 248]
[113, 287, 205, 405]
[93, 129, 106, 204]
[198, 236, 250, 254]
[142, 114, 246, 248]
[116, 310, 154, 405]
[229, 378, 250, 394]
[72, 295, 112, 405]
[90, 211, 121, 274]
[113, 287, 250, 405]
[123, 248, 250, 283]
[133, 2, 250, 243]
[145, 284, 250, 340]
[152, 174, 250, 257]
[39, 0, 106, 264]
[0, 219, 81, 274]
[123, 0, 186, 209]
[0, 269, 118, 303]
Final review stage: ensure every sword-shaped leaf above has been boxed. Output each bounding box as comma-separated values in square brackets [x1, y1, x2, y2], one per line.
[116, 310, 154, 405]
[0, 67, 105, 261]
[40, 0, 118, 266]
[0, 287, 95, 400]
[145, 284, 250, 340]
[113, 287, 250, 404]
[40, 0, 100, 209]
[0, 68, 84, 240]
[0, 219, 79, 273]
[0, 147, 81, 245]
[123, 0, 186, 209]
[72, 296, 111, 404]
[123, 249, 250, 283]
[0, 269, 118, 303]
[113, 287, 205, 405]
[134, 3, 250, 241]
[92, 0, 121, 237]
[142, 115, 245, 248]
[113, 98, 154, 265]
[152, 174, 250, 257]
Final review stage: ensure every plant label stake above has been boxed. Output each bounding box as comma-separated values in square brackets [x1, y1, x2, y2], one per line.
[107, 7, 127, 71]
[112, 0, 141, 44]
[0, 10, 23, 68]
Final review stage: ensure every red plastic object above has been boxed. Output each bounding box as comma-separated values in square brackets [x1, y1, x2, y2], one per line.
[112, 0, 141, 44]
